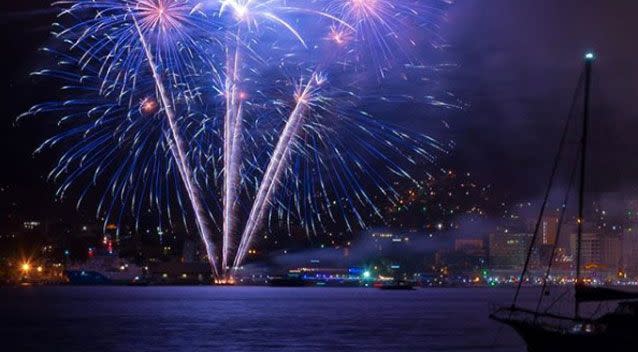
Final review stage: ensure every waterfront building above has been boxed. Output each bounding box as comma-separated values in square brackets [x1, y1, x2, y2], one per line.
[569, 232, 622, 270]
[541, 216, 559, 245]
[454, 238, 485, 255]
[601, 234, 622, 269]
[622, 230, 638, 275]
[488, 232, 535, 269]
[570, 232, 601, 266]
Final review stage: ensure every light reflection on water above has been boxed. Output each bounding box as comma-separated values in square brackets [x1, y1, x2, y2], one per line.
[0, 287, 536, 351]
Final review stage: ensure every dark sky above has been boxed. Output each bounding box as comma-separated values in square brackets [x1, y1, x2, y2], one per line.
[442, 0, 638, 198]
[2, 0, 638, 224]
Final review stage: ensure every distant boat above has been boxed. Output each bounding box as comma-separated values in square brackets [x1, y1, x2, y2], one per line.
[64, 270, 112, 285]
[268, 276, 309, 287]
[65, 252, 144, 285]
[490, 53, 638, 351]
[377, 280, 416, 290]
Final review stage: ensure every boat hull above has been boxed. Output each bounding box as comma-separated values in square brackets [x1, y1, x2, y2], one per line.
[65, 270, 112, 285]
[494, 316, 638, 352]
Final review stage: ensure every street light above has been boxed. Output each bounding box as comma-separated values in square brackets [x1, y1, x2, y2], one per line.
[21, 262, 31, 273]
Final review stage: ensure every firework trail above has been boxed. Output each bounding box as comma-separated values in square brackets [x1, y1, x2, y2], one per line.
[234, 74, 322, 269]
[221, 32, 243, 272]
[131, 10, 220, 276]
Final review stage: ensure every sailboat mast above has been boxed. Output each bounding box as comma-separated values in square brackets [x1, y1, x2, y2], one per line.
[575, 52, 594, 318]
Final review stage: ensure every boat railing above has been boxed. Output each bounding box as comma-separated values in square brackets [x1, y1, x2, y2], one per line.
[489, 304, 594, 332]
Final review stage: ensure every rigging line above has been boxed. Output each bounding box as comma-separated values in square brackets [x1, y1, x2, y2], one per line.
[590, 301, 609, 320]
[511, 68, 586, 309]
[544, 288, 570, 316]
[534, 144, 581, 321]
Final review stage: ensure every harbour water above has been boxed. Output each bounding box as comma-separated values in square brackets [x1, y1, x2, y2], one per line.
[0, 287, 533, 351]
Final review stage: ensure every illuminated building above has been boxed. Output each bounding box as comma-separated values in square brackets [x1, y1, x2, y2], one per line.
[148, 261, 212, 284]
[570, 232, 601, 267]
[370, 230, 410, 252]
[601, 234, 622, 269]
[570, 232, 622, 269]
[23, 221, 41, 230]
[541, 216, 559, 245]
[454, 238, 484, 255]
[622, 230, 638, 275]
[488, 233, 535, 269]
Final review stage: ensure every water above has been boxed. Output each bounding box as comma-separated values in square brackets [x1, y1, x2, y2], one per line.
[0, 287, 531, 351]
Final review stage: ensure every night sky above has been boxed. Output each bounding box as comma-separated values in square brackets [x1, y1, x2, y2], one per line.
[2, 0, 638, 226]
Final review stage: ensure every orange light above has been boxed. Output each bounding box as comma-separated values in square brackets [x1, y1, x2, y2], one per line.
[21, 262, 31, 273]
[140, 97, 159, 116]
[214, 277, 236, 285]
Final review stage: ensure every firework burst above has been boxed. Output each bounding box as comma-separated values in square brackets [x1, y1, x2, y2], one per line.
[23, 0, 456, 279]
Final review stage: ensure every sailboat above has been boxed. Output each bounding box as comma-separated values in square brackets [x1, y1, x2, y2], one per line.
[490, 53, 638, 351]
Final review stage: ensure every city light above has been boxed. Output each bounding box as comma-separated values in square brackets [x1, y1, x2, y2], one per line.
[21, 262, 31, 273]
[214, 277, 237, 285]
